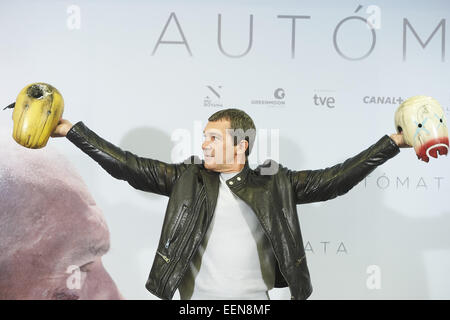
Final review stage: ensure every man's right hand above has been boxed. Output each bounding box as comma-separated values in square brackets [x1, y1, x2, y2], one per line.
[51, 119, 73, 138]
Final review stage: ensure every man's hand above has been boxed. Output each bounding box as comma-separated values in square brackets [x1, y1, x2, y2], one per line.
[389, 133, 411, 148]
[51, 118, 73, 138]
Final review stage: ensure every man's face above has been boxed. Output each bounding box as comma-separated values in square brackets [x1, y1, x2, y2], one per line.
[202, 120, 243, 172]
[0, 133, 122, 299]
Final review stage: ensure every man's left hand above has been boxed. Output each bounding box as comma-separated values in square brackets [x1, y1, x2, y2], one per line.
[389, 133, 412, 148]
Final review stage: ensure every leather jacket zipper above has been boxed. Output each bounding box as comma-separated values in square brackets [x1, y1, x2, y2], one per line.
[159, 186, 205, 295]
[158, 203, 189, 268]
[169, 192, 213, 298]
[165, 204, 188, 249]
[156, 251, 170, 263]
[282, 207, 297, 248]
[296, 254, 306, 267]
[254, 209, 291, 295]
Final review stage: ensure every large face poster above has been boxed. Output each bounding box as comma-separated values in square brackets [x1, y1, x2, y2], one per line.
[0, 129, 123, 299]
[0, 0, 449, 300]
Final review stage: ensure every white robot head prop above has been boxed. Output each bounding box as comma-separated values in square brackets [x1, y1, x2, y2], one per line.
[395, 95, 448, 162]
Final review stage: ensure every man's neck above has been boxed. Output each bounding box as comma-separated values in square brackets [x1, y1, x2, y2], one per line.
[218, 163, 245, 173]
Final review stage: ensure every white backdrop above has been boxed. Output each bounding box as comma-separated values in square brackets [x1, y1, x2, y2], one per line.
[1, 0, 449, 299]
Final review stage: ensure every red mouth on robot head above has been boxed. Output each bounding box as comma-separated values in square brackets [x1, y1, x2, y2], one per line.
[416, 136, 449, 162]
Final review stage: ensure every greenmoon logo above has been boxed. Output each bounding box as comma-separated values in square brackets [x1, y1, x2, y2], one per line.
[274, 88, 285, 99]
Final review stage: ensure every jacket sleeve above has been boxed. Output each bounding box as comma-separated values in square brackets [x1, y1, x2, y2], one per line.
[287, 135, 400, 204]
[66, 121, 194, 197]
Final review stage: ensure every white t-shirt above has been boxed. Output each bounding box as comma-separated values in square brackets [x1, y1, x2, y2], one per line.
[178, 170, 276, 300]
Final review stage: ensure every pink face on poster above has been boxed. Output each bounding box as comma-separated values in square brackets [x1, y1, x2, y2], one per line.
[0, 130, 123, 299]
[395, 96, 449, 162]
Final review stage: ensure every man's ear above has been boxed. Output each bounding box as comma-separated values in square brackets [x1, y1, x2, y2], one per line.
[236, 140, 249, 155]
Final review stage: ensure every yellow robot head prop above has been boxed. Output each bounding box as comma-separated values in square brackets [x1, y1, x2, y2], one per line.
[3, 83, 64, 149]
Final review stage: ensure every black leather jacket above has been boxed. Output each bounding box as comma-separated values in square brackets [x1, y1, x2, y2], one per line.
[66, 121, 400, 300]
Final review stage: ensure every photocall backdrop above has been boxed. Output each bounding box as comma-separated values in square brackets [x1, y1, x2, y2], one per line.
[1, 0, 449, 299]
